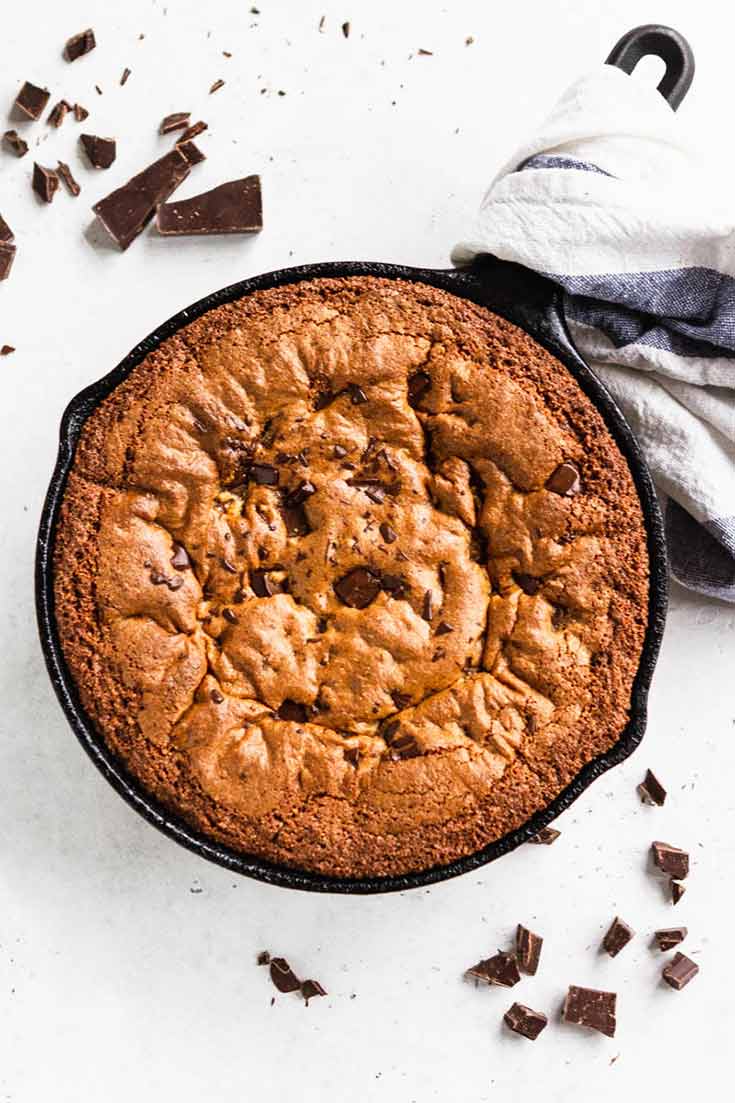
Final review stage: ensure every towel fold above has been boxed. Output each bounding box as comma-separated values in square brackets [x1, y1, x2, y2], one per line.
[454, 64, 735, 602]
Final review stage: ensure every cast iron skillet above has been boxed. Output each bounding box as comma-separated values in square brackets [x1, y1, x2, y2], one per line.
[36, 25, 691, 894]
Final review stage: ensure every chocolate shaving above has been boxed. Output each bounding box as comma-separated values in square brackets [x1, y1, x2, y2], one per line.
[14, 82, 50, 121]
[160, 111, 191, 134]
[334, 567, 382, 609]
[157, 176, 262, 236]
[32, 163, 59, 203]
[670, 879, 686, 905]
[602, 916, 635, 958]
[654, 927, 687, 951]
[80, 133, 117, 168]
[504, 1003, 548, 1040]
[562, 986, 616, 1037]
[662, 952, 698, 991]
[546, 461, 581, 496]
[516, 925, 543, 975]
[64, 28, 96, 62]
[48, 99, 72, 128]
[652, 841, 689, 880]
[342, 21, 350, 37]
[466, 951, 521, 989]
[209, 79, 225, 94]
[57, 161, 81, 196]
[2, 130, 28, 157]
[93, 148, 190, 249]
[527, 826, 560, 845]
[120, 68, 132, 86]
[638, 768, 666, 806]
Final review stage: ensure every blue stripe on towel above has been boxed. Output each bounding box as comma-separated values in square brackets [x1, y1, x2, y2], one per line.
[666, 500, 735, 600]
[516, 154, 613, 176]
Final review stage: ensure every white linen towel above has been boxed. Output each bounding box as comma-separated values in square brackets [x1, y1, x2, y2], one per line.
[454, 63, 735, 601]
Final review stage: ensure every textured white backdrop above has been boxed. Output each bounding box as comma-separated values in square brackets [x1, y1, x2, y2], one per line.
[1, 2, 733, 1100]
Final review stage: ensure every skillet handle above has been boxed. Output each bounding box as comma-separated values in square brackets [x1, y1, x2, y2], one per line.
[606, 24, 695, 110]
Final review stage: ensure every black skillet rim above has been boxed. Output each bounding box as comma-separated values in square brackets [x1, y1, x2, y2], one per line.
[36, 259, 668, 894]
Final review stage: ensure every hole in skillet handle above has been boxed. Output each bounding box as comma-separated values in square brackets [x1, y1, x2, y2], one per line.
[606, 24, 695, 110]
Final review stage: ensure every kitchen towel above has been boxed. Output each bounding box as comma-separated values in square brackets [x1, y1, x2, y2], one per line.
[454, 62, 735, 602]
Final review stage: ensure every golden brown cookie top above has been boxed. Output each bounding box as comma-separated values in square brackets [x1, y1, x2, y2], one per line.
[54, 276, 648, 877]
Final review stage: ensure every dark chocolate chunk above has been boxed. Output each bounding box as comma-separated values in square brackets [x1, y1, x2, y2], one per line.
[407, 370, 431, 406]
[1, 345, 15, 356]
[250, 462, 279, 486]
[562, 986, 616, 1037]
[662, 952, 698, 991]
[515, 572, 541, 595]
[222, 608, 239, 625]
[178, 120, 208, 142]
[333, 443, 348, 459]
[285, 480, 316, 506]
[93, 148, 190, 249]
[73, 103, 89, 122]
[177, 140, 205, 166]
[546, 461, 581, 496]
[421, 590, 434, 622]
[390, 691, 412, 710]
[466, 951, 521, 989]
[342, 21, 350, 37]
[269, 957, 301, 994]
[379, 521, 397, 544]
[652, 841, 689, 880]
[278, 700, 308, 724]
[670, 880, 686, 905]
[516, 925, 543, 975]
[257, 950, 271, 965]
[32, 163, 59, 203]
[15, 81, 51, 121]
[602, 916, 635, 958]
[346, 477, 386, 504]
[48, 99, 72, 127]
[210, 688, 224, 704]
[64, 28, 96, 62]
[250, 568, 279, 597]
[301, 979, 327, 1005]
[527, 826, 560, 845]
[381, 573, 408, 600]
[281, 501, 311, 537]
[504, 1003, 548, 1041]
[120, 67, 132, 86]
[638, 769, 666, 807]
[654, 927, 687, 951]
[386, 731, 420, 760]
[171, 543, 191, 570]
[209, 79, 225, 94]
[435, 621, 454, 636]
[348, 382, 368, 405]
[0, 217, 15, 280]
[157, 176, 263, 236]
[57, 161, 81, 196]
[3, 130, 29, 157]
[160, 111, 191, 134]
[334, 567, 382, 609]
[80, 133, 117, 168]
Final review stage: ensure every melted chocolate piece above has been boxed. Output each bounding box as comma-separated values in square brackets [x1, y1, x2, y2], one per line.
[334, 567, 382, 609]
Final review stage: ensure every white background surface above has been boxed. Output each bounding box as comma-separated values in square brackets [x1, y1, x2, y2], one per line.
[1, 2, 734, 1100]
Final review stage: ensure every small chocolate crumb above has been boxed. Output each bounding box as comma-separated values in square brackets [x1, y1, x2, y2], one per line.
[48, 99, 72, 128]
[223, 51, 232, 58]
[95, 85, 103, 96]
[301, 979, 327, 1005]
[421, 590, 433, 622]
[638, 769, 666, 806]
[342, 21, 350, 38]
[3, 130, 28, 157]
[466, 951, 521, 988]
[278, 700, 308, 724]
[120, 67, 132, 86]
[662, 952, 698, 991]
[160, 111, 191, 135]
[654, 927, 687, 952]
[73, 103, 89, 122]
[379, 522, 397, 544]
[269, 957, 301, 994]
[14, 82, 50, 121]
[80, 133, 117, 168]
[1, 345, 15, 356]
[562, 986, 616, 1037]
[504, 1003, 547, 1040]
[57, 161, 81, 196]
[334, 567, 382, 609]
[257, 951, 271, 966]
[210, 688, 224, 704]
[516, 925, 543, 975]
[546, 461, 581, 496]
[670, 879, 686, 905]
[64, 28, 96, 62]
[32, 163, 59, 203]
[209, 79, 225, 94]
[465, 35, 475, 45]
[527, 826, 560, 845]
[652, 841, 689, 880]
[602, 917, 635, 958]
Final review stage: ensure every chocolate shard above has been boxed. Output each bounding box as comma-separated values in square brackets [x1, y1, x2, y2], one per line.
[57, 161, 81, 196]
[466, 951, 521, 988]
[120, 67, 132, 86]
[379, 521, 397, 544]
[177, 141, 206, 166]
[48, 99, 72, 127]
[670, 879, 686, 905]
[277, 699, 308, 724]
[638, 768, 666, 807]
[1, 345, 15, 356]
[546, 461, 581, 496]
[171, 543, 191, 570]
[157, 176, 263, 236]
[73, 103, 89, 122]
[269, 957, 302, 993]
[654, 927, 687, 952]
[602, 916, 635, 958]
[209, 78, 225, 94]
[516, 925, 543, 975]
[14, 81, 51, 121]
[504, 1003, 548, 1041]
[301, 979, 327, 1005]
[435, 621, 454, 636]
[527, 826, 560, 845]
[652, 841, 689, 880]
[178, 120, 208, 143]
[421, 590, 434, 622]
[334, 567, 382, 609]
[64, 28, 96, 62]
[0, 215, 15, 281]
[562, 986, 616, 1037]
[256, 950, 271, 966]
[662, 952, 699, 991]
[3, 129, 28, 157]
[80, 133, 117, 169]
[32, 163, 59, 203]
[160, 111, 191, 134]
[93, 148, 190, 249]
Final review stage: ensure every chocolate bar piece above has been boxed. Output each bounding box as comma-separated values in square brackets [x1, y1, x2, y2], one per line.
[654, 927, 687, 952]
[638, 769, 666, 806]
[14, 81, 50, 120]
[57, 161, 81, 196]
[662, 953, 699, 991]
[48, 99, 72, 128]
[562, 986, 616, 1037]
[602, 916, 635, 958]
[65, 28, 96, 62]
[3, 130, 28, 157]
[504, 1003, 548, 1041]
[157, 176, 262, 236]
[33, 163, 59, 203]
[652, 841, 689, 880]
[80, 133, 117, 168]
[160, 111, 191, 134]
[177, 140, 205, 166]
[92, 148, 190, 249]
[0, 215, 15, 281]
[466, 951, 521, 988]
[516, 925, 543, 975]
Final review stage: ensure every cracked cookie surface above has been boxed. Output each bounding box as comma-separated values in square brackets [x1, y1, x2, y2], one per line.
[53, 276, 649, 877]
